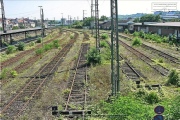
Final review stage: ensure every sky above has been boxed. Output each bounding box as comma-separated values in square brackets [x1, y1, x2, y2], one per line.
[1, 0, 180, 20]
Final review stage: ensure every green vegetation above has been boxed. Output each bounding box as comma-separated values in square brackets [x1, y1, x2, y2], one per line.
[99, 15, 109, 21]
[92, 94, 180, 120]
[35, 48, 44, 56]
[132, 37, 142, 46]
[124, 29, 129, 34]
[72, 21, 83, 28]
[6, 45, 16, 54]
[36, 37, 42, 43]
[10, 70, 18, 78]
[12, 26, 19, 30]
[167, 69, 180, 87]
[133, 14, 161, 22]
[132, 31, 169, 44]
[100, 33, 109, 40]
[86, 47, 101, 65]
[100, 41, 109, 48]
[17, 42, 25, 51]
[35, 40, 60, 55]
[0, 68, 9, 79]
[53, 40, 60, 48]
[70, 34, 74, 39]
[29, 41, 35, 47]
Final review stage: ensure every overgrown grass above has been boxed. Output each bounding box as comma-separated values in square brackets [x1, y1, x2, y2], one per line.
[86, 47, 102, 65]
[35, 40, 60, 55]
[17, 42, 25, 51]
[100, 33, 109, 40]
[6, 45, 16, 54]
[167, 69, 180, 87]
[132, 37, 142, 46]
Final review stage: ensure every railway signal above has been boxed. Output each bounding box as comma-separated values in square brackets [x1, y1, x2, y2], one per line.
[110, 0, 120, 96]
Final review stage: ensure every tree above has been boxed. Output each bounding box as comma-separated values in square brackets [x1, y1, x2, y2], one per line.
[72, 21, 83, 28]
[133, 18, 140, 23]
[83, 17, 94, 26]
[140, 14, 160, 22]
[12, 26, 19, 30]
[99, 15, 108, 21]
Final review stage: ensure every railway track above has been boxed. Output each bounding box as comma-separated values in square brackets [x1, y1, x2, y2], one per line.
[106, 41, 146, 84]
[13, 31, 71, 74]
[1, 30, 69, 70]
[63, 43, 89, 118]
[119, 34, 180, 65]
[120, 40, 169, 76]
[1, 33, 78, 119]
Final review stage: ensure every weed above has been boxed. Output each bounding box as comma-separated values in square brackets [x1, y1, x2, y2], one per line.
[62, 89, 70, 95]
[10, 70, 18, 78]
[86, 47, 102, 65]
[36, 37, 42, 43]
[70, 34, 74, 39]
[17, 42, 25, 51]
[0, 68, 9, 79]
[100, 41, 109, 48]
[100, 33, 109, 39]
[124, 29, 129, 34]
[145, 91, 160, 104]
[158, 59, 164, 63]
[53, 40, 60, 48]
[167, 69, 180, 87]
[6, 45, 16, 54]
[35, 48, 44, 56]
[29, 41, 35, 47]
[132, 37, 142, 46]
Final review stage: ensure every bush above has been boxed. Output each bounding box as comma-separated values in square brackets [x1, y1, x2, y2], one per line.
[29, 41, 35, 47]
[132, 37, 142, 46]
[86, 47, 102, 65]
[133, 31, 139, 37]
[6, 45, 16, 54]
[53, 40, 60, 48]
[17, 42, 25, 51]
[124, 29, 129, 34]
[37, 37, 42, 43]
[43, 44, 52, 51]
[101, 33, 108, 39]
[97, 96, 154, 119]
[100, 41, 109, 48]
[167, 69, 180, 86]
[0, 68, 9, 79]
[145, 92, 160, 104]
[70, 34, 74, 39]
[35, 48, 44, 56]
[10, 70, 18, 78]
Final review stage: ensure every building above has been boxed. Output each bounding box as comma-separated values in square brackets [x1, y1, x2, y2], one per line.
[134, 22, 180, 37]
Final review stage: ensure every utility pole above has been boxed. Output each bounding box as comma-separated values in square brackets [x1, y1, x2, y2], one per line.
[38, 6, 44, 47]
[95, 0, 99, 50]
[68, 15, 70, 26]
[83, 10, 86, 23]
[70, 16, 72, 26]
[61, 13, 63, 27]
[110, 0, 120, 96]
[41, 8, 45, 36]
[1, 0, 7, 33]
[91, 0, 94, 36]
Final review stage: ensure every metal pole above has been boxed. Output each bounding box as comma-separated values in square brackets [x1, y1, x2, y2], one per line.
[95, 0, 99, 50]
[110, 0, 120, 96]
[61, 13, 63, 27]
[1, 0, 6, 33]
[91, 0, 94, 36]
